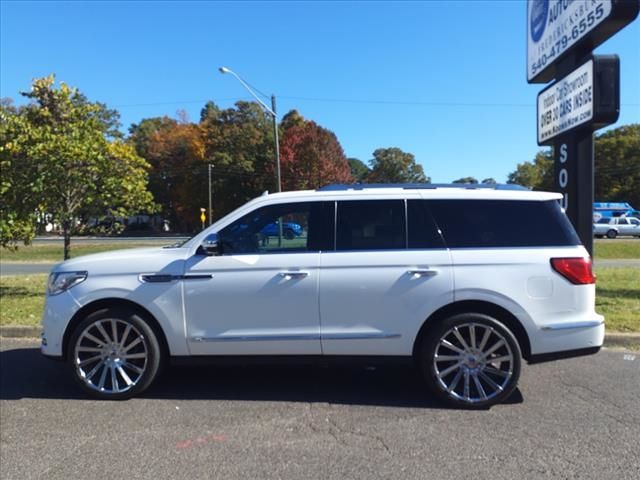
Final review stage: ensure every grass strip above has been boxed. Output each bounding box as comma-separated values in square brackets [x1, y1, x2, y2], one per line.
[0, 241, 173, 263]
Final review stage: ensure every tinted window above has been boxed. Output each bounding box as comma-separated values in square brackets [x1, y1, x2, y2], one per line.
[336, 200, 405, 251]
[597, 218, 611, 224]
[407, 200, 445, 249]
[428, 200, 581, 248]
[218, 202, 334, 254]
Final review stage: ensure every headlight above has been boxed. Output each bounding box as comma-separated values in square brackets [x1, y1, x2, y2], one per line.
[47, 271, 88, 296]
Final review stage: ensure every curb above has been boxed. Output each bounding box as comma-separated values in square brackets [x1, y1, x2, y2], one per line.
[1, 326, 639, 349]
[0, 326, 41, 338]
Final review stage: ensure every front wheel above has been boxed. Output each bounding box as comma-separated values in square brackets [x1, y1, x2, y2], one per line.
[419, 313, 521, 408]
[68, 307, 163, 400]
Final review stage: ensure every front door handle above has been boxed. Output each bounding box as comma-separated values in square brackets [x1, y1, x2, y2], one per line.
[407, 269, 439, 278]
[278, 271, 309, 280]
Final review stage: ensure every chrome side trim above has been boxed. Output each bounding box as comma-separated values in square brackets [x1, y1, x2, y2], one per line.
[541, 320, 604, 331]
[140, 274, 213, 283]
[322, 332, 402, 340]
[191, 334, 320, 342]
[189, 332, 402, 342]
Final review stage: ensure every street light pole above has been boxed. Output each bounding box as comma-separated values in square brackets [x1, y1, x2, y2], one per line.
[271, 95, 282, 193]
[218, 66, 282, 192]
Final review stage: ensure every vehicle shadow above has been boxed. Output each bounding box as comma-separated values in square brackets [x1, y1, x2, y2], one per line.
[0, 347, 523, 408]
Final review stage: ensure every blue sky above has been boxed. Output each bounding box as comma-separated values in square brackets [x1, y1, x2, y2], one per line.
[1, 1, 639, 182]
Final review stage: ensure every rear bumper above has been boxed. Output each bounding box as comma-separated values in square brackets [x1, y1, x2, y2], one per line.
[529, 315, 605, 357]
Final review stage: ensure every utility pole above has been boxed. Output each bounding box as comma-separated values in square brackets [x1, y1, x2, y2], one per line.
[271, 95, 282, 193]
[208, 163, 213, 226]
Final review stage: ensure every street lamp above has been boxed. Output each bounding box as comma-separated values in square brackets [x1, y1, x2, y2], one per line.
[218, 66, 282, 193]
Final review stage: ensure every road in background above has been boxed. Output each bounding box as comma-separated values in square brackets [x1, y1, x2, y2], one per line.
[1, 338, 638, 480]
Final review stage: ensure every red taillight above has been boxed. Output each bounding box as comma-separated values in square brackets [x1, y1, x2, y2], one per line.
[551, 257, 596, 285]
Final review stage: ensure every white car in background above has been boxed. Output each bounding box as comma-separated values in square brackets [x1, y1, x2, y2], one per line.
[41, 184, 604, 408]
[593, 217, 640, 238]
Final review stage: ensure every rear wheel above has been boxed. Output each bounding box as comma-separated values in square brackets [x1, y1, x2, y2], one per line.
[606, 229, 617, 239]
[419, 313, 521, 408]
[68, 307, 163, 400]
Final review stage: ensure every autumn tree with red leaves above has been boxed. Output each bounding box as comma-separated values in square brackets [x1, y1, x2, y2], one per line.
[279, 110, 353, 190]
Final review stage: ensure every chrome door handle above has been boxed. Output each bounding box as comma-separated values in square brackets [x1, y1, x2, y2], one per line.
[407, 269, 439, 278]
[278, 271, 309, 280]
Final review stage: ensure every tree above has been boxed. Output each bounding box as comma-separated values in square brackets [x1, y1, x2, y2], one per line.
[0, 99, 41, 247]
[201, 101, 276, 218]
[481, 177, 497, 185]
[279, 112, 353, 190]
[1, 76, 156, 258]
[348, 158, 370, 183]
[367, 147, 429, 183]
[595, 124, 640, 207]
[143, 121, 206, 232]
[507, 150, 554, 190]
[128, 116, 178, 160]
[452, 177, 479, 184]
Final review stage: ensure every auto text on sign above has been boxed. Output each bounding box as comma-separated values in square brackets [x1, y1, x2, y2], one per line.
[527, 0, 611, 81]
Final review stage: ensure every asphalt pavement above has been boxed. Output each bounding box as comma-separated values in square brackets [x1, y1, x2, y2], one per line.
[0, 338, 638, 480]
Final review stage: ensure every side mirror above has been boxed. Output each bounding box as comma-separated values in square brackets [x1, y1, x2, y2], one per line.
[201, 233, 221, 256]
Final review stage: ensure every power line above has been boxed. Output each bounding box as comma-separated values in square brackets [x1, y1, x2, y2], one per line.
[113, 95, 640, 110]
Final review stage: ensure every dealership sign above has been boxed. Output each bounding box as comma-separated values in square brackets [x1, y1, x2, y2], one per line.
[537, 56, 620, 145]
[527, 0, 639, 83]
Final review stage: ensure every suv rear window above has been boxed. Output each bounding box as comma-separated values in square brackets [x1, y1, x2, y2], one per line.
[427, 200, 580, 248]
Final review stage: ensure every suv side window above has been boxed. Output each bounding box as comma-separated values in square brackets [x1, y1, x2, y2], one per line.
[336, 200, 405, 251]
[428, 199, 580, 248]
[407, 200, 445, 249]
[218, 202, 334, 254]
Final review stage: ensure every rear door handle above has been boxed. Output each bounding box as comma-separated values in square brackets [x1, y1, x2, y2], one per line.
[407, 269, 439, 278]
[278, 271, 309, 280]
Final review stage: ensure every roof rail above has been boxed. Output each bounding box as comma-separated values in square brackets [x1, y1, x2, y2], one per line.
[316, 183, 530, 191]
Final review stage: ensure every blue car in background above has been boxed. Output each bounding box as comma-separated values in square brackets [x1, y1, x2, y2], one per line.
[260, 221, 302, 240]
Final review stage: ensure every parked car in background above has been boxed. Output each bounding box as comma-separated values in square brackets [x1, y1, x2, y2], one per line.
[593, 217, 640, 238]
[41, 184, 603, 408]
[261, 221, 303, 240]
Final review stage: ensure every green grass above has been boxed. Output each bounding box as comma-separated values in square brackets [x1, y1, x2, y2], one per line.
[1, 268, 639, 332]
[595, 267, 640, 333]
[0, 274, 47, 327]
[594, 239, 640, 259]
[0, 241, 174, 263]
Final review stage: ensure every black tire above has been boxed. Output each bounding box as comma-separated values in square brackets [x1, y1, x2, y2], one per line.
[606, 229, 617, 239]
[67, 307, 164, 400]
[595, 235, 603, 239]
[419, 313, 522, 409]
[284, 229, 295, 240]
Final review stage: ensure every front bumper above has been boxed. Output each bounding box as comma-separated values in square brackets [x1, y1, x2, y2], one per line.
[40, 290, 81, 358]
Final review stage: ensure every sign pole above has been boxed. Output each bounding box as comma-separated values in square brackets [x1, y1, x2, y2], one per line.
[552, 53, 594, 256]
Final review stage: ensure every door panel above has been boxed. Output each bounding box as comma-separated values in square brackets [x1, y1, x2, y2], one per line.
[184, 253, 321, 355]
[319, 250, 453, 355]
[183, 200, 333, 356]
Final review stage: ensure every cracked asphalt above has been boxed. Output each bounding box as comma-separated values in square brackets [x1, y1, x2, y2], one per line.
[1, 338, 639, 480]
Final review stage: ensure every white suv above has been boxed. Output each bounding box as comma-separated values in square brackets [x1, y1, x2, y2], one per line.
[41, 184, 604, 408]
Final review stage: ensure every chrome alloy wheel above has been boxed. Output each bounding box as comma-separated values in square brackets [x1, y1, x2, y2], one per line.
[73, 319, 148, 395]
[433, 322, 515, 404]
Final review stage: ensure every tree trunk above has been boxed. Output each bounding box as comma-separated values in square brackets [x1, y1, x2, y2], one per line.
[63, 220, 71, 260]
